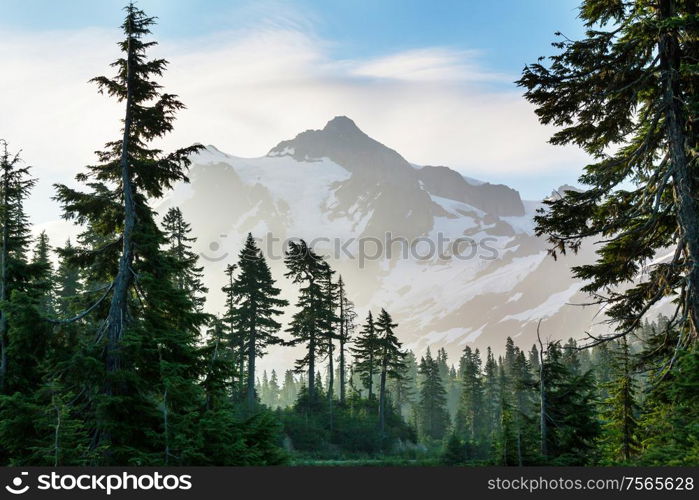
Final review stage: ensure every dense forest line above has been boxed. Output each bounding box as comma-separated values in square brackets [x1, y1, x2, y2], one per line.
[0, 0, 698, 466]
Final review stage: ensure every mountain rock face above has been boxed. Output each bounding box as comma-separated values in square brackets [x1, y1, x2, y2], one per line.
[270, 116, 442, 239]
[161, 116, 609, 369]
[416, 165, 525, 216]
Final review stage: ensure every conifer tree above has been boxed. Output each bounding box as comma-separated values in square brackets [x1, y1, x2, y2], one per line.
[336, 276, 355, 404]
[510, 350, 537, 465]
[31, 231, 54, 313]
[54, 239, 82, 316]
[161, 207, 207, 311]
[221, 262, 244, 397]
[284, 240, 329, 405]
[519, 0, 699, 341]
[482, 347, 501, 452]
[389, 349, 417, 422]
[417, 348, 449, 441]
[496, 361, 517, 465]
[441, 431, 465, 465]
[600, 337, 639, 463]
[229, 234, 287, 412]
[320, 265, 338, 407]
[51, 3, 215, 463]
[540, 343, 600, 464]
[353, 311, 380, 399]
[280, 370, 298, 408]
[637, 328, 699, 465]
[0, 140, 37, 393]
[374, 308, 407, 435]
[455, 346, 485, 458]
[268, 370, 281, 409]
[201, 317, 235, 411]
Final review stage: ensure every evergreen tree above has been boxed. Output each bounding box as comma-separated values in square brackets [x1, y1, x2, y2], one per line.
[389, 349, 417, 423]
[284, 240, 329, 406]
[267, 370, 281, 409]
[455, 347, 486, 458]
[221, 262, 244, 398]
[54, 239, 82, 316]
[161, 207, 207, 311]
[417, 348, 449, 442]
[441, 431, 465, 465]
[229, 234, 287, 412]
[31, 231, 54, 313]
[634, 320, 699, 465]
[51, 4, 230, 463]
[510, 350, 537, 465]
[374, 308, 407, 435]
[600, 337, 639, 463]
[540, 343, 600, 465]
[0, 140, 37, 394]
[518, 0, 699, 340]
[352, 311, 380, 399]
[201, 317, 235, 411]
[496, 361, 517, 465]
[336, 276, 355, 405]
[280, 370, 298, 408]
[319, 265, 339, 413]
[482, 347, 500, 448]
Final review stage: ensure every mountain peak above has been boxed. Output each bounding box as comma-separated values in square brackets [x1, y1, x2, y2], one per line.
[323, 115, 363, 134]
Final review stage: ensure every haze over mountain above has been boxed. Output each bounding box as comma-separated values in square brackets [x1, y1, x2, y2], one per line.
[151, 115, 626, 370]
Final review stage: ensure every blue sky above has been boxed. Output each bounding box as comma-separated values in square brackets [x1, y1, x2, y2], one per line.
[1, 0, 589, 218]
[2, 0, 584, 74]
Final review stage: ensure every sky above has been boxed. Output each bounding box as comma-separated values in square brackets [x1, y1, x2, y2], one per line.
[0, 0, 589, 226]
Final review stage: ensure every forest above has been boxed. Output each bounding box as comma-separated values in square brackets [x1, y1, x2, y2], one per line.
[0, 0, 697, 466]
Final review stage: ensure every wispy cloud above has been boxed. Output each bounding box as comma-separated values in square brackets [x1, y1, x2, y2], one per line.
[350, 48, 511, 83]
[0, 21, 586, 224]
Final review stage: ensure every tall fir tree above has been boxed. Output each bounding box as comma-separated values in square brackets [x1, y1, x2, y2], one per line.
[352, 311, 380, 399]
[284, 240, 329, 406]
[221, 262, 244, 398]
[161, 207, 207, 311]
[0, 140, 37, 394]
[54, 239, 82, 316]
[417, 348, 450, 442]
[455, 346, 486, 459]
[518, 0, 699, 341]
[51, 4, 232, 464]
[229, 233, 287, 412]
[600, 337, 639, 463]
[374, 308, 407, 435]
[540, 343, 600, 465]
[336, 276, 355, 405]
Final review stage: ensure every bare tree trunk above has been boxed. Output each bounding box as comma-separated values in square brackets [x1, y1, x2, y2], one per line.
[659, 0, 699, 337]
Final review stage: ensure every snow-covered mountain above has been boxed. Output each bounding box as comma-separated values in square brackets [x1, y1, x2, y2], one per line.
[160, 116, 605, 365]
